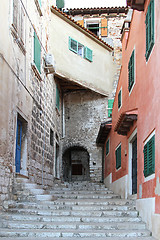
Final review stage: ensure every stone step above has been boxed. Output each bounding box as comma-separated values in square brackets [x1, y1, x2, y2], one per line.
[0, 213, 142, 223]
[0, 228, 151, 238]
[7, 207, 138, 217]
[0, 237, 155, 240]
[0, 219, 146, 230]
[49, 193, 121, 199]
[8, 201, 136, 211]
[47, 198, 135, 206]
[50, 190, 113, 194]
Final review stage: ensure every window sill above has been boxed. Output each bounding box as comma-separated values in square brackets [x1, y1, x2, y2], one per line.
[31, 63, 42, 81]
[34, 0, 43, 16]
[144, 173, 155, 182]
[11, 25, 26, 55]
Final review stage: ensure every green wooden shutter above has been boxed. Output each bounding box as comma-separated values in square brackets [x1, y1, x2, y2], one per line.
[56, 85, 60, 110]
[56, 0, 64, 9]
[34, 32, 41, 73]
[143, 135, 155, 177]
[116, 145, 121, 169]
[69, 37, 78, 54]
[38, 0, 41, 7]
[128, 50, 135, 92]
[118, 90, 121, 109]
[84, 47, 93, 62]
[106, 139, 109, 155]
[145, 0, 154, 60]
[108, 99, 114, 118]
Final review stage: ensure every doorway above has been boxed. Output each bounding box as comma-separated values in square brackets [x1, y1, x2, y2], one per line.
[63, 146, 90, 182]
[128, 129, 137, 196]
[15, 119, 22, 173]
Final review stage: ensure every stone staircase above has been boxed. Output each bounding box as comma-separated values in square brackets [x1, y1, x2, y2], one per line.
[0, 178, 156, 239]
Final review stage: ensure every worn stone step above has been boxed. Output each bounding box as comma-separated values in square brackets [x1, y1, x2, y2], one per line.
[0, 213, 142, 223]
[0, 219, 146, 230]
[50, 193, 121, 199]
[47, 198, 135, 206]
[50, 190, 114, 194]
[7, 208, 138, 217]
[0, 238, 155, 240]
[8, 201, 136, 211]
[0, 228, 151, 238]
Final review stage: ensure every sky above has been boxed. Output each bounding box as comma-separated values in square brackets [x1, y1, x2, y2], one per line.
[64, 0, 127, 9]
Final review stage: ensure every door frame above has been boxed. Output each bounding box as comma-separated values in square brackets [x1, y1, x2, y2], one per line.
[128, 128, 137, 196]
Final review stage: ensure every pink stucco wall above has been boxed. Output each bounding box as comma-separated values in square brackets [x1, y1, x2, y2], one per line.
[104, 0, 160, 213]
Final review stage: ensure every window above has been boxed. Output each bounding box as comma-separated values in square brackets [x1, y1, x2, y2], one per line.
[56, 85, 60, 110]
[106, 139, 109, 156]
[86, 18, 108, 37]
[78, 43, 84, 58]
[50, 129, 54, 146]
[69, 37, 93, 62]
[143, 134, 155, 177]
[145, 0, 154, 61]
[115, 144, 121, 170]
[34, 31, 41, 73]
[128, 50, 135, 92]
[12, 0, 25, 43]
[118, 89, 122, 109]
[108, 99, 114, 118]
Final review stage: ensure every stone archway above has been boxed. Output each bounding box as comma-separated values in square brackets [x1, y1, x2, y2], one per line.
[62, 146, 90, 182]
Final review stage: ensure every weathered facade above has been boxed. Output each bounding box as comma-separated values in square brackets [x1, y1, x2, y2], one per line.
[0, 0, 123, 205]
[97, 0, 160, 238]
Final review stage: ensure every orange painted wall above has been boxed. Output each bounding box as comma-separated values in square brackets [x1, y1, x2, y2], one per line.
[104, 0, 160, 213]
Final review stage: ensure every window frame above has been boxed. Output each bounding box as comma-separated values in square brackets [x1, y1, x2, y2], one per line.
[115, 144, 121, 170]
[145, 0, 154, 61]
[143, 132, 155, 178]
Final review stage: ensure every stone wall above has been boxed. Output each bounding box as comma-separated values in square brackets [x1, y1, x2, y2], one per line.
[63, 90, 109, 182]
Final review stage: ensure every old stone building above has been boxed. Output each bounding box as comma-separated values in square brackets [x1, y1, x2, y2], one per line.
[0, 0, 126, 205]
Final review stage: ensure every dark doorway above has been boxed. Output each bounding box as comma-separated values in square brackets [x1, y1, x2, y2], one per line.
[132, 137, 137, 194]
[63, 146, 90, 182]
[15, 119, 22, 173]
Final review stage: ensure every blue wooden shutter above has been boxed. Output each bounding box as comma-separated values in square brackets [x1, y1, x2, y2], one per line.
[56, 85, 60, 110]
[84, 47, 93, 62]
[69, 37, 78, 54]
[34, 32, 41, 73]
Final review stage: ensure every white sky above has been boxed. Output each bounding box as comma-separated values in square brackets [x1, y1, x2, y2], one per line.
[64, 0, 127, 9]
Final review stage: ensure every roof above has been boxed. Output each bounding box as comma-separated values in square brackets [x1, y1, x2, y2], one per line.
[114, 110, 138, 136]
[51, 6, 113, 51]
[127, 0, 146, 11]
[96, 120, 112, 145]
[66, 6, 128, 16]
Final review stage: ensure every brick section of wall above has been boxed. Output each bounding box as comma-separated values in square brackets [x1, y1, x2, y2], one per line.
[63, 90, 108, 182]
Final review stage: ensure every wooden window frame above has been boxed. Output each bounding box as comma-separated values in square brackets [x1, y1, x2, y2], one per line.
[106, 139, 110, 156]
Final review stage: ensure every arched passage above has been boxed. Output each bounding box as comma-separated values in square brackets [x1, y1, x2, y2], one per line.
[63, 146, 90, 182]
